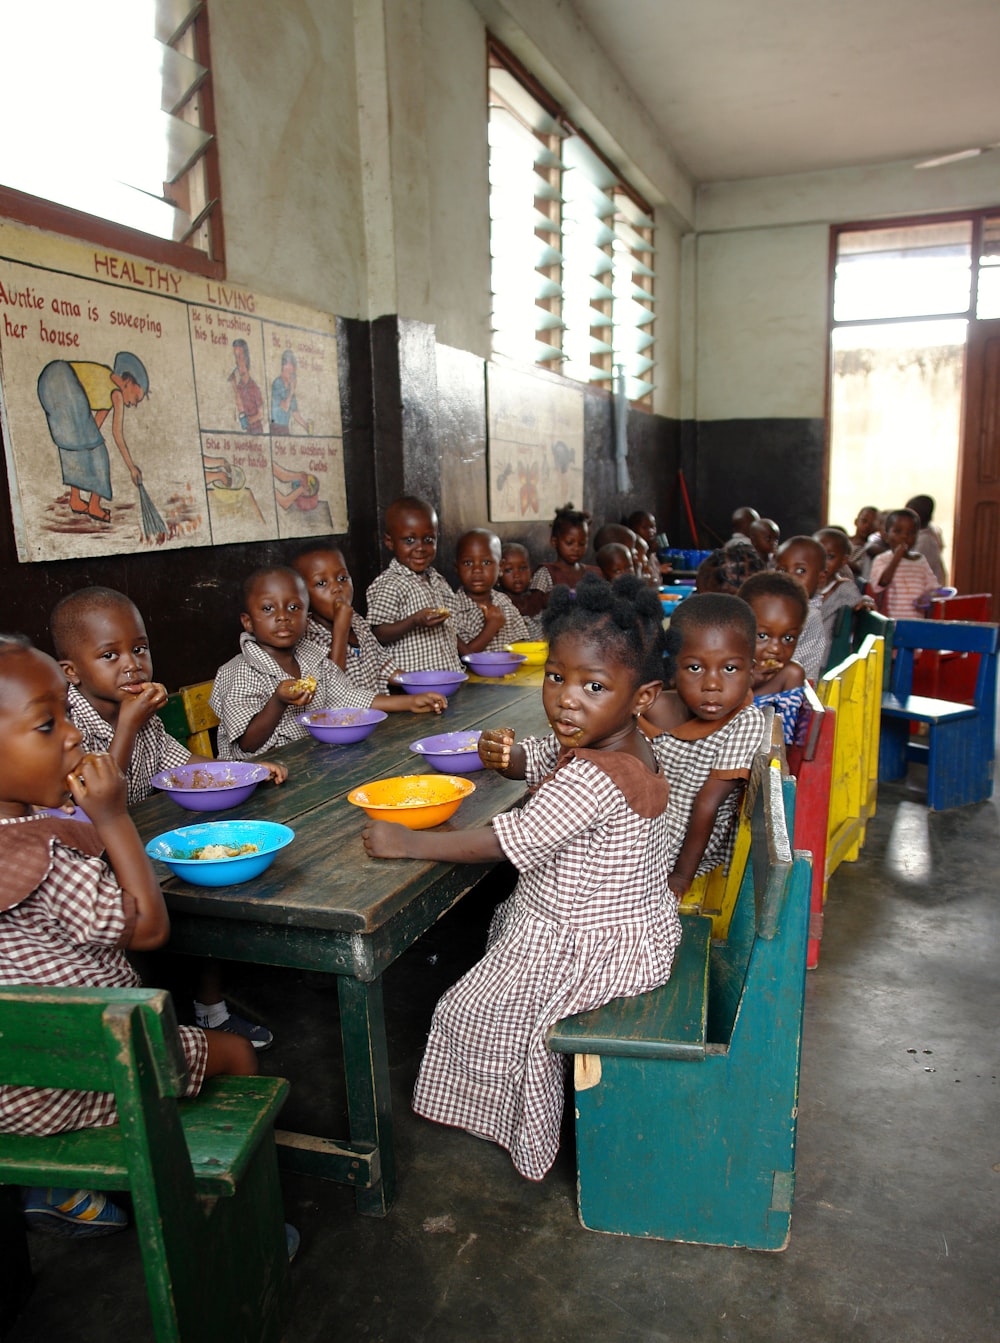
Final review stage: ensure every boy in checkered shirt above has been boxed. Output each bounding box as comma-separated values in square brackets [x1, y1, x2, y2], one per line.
[450, 528, 530, 654]
[365, 497, 463, 673]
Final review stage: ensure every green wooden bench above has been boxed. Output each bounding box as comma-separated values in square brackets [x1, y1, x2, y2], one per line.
[0, 987, 291, 1343]
[547, 758, 812, 1250]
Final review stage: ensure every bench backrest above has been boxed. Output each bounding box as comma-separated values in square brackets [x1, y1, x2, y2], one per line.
[889, 619, 999, 704]
[823, 603, 853, 675]
[930, 593, 991, 622]
[854, 609, 895, 689]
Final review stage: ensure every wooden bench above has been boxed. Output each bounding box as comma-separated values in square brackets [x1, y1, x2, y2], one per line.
[547, 758, 812, 1250]
[913, 592, 993, 703]
[879, 619, 999, 810]
[787, 682, 835, 969]
[0, 987, 291, 1343]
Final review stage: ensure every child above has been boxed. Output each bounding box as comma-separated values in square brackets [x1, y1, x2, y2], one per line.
[641, 594, 765, 897]
[50, 587, 282, 1049]
[814, 527, 875, 646]
[362, 575, 679, 1181]
[773, 536, 829, 680]
[0, 636, 256, 1234]
[867, 508, 938, 619]
[529, 503, 599, 596]
[626, 509, 663, 584]
[737, 572, 808, 745]
[211, 566, 346, 759]
[848, 505, 883, 583]
[725, 506, 760, 549]
[748, 518, 780, 567]
[365, 496, 463, 672]
[498, 542, 546, 639]
[291, 545, 446, 715]
[905, 494, 948, 584]
[596, 541, 635, 582]
[695, 544, 763, 595]
[450, 529, 530, 654]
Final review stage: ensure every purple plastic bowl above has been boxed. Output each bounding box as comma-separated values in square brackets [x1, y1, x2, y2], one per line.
[462, 651, 527, 677]
[409, 731, 483, 773]
[150, 761, 270, 811]
[42, 805, 92, 823]
[297, 707, 388, 744]
[396, 670, 469, 697]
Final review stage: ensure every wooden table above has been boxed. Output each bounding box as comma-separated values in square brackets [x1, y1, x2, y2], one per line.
[133, 681, 549, 1215]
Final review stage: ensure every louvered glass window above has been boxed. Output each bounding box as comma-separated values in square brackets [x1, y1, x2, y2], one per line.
[0, 0, 221, 273]
[488, 42, 655, 408]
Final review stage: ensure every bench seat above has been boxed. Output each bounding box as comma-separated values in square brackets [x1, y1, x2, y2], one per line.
[881, 693, 976, 724]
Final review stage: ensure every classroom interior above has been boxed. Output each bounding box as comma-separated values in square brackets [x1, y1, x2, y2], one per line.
[1, 2, 998, 1340]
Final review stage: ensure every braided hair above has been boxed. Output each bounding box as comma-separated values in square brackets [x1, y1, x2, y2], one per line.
[551, 502, 591, 538]
[543, 573, 670, 686]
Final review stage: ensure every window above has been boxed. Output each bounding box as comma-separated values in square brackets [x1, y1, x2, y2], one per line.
[0, 0, 223, 277]
[488, 41, 655, 406]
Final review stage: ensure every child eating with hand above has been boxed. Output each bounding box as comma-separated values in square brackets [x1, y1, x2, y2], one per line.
[362, 574, 679, 1181]
[737, 571, 808, 745]
[292, 544, 445, 715]
[867, 508, 938, 618]
[498, 542, 546, 638]
[0, 636, 256, 1235]
[450, 529, 530, 654]
[365, 496, 463, 672]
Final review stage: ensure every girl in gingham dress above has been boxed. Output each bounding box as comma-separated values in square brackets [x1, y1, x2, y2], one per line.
[363, 576, 680, 1180]
[0, 637, 256, 1236]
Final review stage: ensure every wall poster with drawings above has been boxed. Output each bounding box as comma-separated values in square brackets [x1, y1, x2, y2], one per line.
[0, 218, 346, 562]
[487, 361, 584, 524]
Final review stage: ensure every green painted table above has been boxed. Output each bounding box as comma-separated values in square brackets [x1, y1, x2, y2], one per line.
[133, 681, 549, 1215]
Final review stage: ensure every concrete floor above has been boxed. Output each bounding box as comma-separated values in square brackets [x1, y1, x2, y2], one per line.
[7, 760, 999, 1343]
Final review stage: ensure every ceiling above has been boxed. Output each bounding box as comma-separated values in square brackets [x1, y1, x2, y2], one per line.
[571, 0, 1000, 183]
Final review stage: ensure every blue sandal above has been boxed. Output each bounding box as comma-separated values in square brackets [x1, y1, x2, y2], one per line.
[22, 1186, 128, 1237]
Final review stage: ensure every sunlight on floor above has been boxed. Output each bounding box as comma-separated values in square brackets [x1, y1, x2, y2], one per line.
[885, 801, 932, 882]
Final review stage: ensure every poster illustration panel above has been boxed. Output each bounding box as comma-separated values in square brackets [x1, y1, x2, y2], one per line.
[487, 363, 584, 524]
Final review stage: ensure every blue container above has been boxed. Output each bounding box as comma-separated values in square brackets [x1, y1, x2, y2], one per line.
[145, 819, 295, 887]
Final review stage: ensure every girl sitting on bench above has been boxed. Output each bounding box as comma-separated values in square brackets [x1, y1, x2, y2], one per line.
[362, 575, 681, 1181]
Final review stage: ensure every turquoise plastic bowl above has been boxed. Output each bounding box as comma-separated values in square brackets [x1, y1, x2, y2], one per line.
[145, 820, 295, 887]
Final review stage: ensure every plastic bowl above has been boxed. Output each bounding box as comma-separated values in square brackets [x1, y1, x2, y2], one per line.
[297, 707, 388, 744]
[150, 761, 270, 811]
[462, 651, 527, 677]
[506, 640, 548, 666]
[145, 819, 295, 887]
[348, 774, 475, 828]
[409, 731, 483, 773]
[396, 670, 469, 697]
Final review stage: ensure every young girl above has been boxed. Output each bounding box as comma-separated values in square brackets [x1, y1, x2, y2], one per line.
[0, 636, 255, 1234]
[528, 503, 600, 598]
[498, 542, 546, 639]
[362, 575, 679, 1181]
[737, 572, 808, 745]
[641, 594, 766, 897]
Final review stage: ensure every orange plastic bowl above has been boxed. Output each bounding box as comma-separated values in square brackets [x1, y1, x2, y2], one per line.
[348, 774, 475, 828]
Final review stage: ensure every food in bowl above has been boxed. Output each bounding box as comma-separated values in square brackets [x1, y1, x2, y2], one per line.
[145, 820, 294, 887]
[183, 842, 259, 860]
[409, 731, 483, 773]
[348, 774, 475, 828]
[151, 761, 270, 812]
[505, 641, 548, 666]
[298, 707, 387, 744]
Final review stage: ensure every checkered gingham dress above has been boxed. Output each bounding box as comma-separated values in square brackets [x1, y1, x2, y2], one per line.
[0, 815, 207, 1136]
[302, 613, 399, 707]
[412, 741, 680, 1181]
[68, 684, 189, 806]
[450, 588, 530, 651]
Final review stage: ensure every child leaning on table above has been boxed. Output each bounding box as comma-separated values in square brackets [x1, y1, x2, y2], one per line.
[364, 496, 464, 673]
[640, 593, 765, 899]
[362, 574, 681, 1182]
[0, 636, 256, 1237]
[450, 528, 530, 654]
[291, 544, 446, 715]
[50, 587, 282, 1050]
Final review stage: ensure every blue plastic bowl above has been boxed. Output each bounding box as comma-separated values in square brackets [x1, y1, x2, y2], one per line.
[396, 670, 468, 697]
[145, 820, 295, 887]
[297, 707, 387, 744]
[409, 730, 483, 773]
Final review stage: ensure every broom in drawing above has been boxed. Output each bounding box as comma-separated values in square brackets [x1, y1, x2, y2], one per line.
[138, 480, 168, 544]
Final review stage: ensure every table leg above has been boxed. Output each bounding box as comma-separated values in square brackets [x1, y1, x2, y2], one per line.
[338, 974, 396, 1216]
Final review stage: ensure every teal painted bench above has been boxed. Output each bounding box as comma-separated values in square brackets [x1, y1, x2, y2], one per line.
[548, 758, 812, 1250]
[0, 987, 291, 1343]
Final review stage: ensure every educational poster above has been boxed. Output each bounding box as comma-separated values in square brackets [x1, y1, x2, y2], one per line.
[0, 219, 345, 562]
[487, 362, 584, 523]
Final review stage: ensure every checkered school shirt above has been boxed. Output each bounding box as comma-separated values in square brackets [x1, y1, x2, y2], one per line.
[0, 815, 207, 1135]
[211, 634, 345, 758]
[364, 559, 463, 672]
[793, 606, 827, 682]
[450, 588, 530, 651]
[301, 613, 398, 708]
[869, 551, 938, 620]
[67, 684, 189, 806]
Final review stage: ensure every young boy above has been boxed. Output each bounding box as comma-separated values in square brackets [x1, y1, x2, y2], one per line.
[498, 542, 546, 638]
[0, 636, 255, 1233]
[291, 544, 445, 715]
[813, 527, 875, 645]
[626, 509, 663, 584]
[748, 518, 780, 567]
[595, 541, 635, 583]
[848, 505, 883, 583]
[365, 497, 463, 673]
[51, 586, 283, 1050]
[867, 508, 938, 619]
[773, 536, 830, 680]
[451, 529, 530, 654]
[211, 566, 343, 758]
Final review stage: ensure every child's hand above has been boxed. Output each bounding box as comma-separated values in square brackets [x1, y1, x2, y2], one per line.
[362, 819, 415, 859]
[67, 751, 127, 823]
[893, 541, 909, 559]
[277, 676, 317, 706]
[407, 692, 447, 714]
[118, 680, 168, 729]
[479, 727, 515, 771]
[668, 872, 692, 900]
[261, 762, 288, 784]
[331, 599, 354, 632]
[480, 603, 507, 635]
[418, 606, 450, 628]
[853, 595, 876, 612]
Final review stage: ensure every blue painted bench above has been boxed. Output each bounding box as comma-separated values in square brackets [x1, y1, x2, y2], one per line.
[548, 757, 812, 1250]
[878, 619, 998, 810]
[0, 987, 291, 1343]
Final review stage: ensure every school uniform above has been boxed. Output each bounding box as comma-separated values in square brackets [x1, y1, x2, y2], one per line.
[364, 559, 463, 673]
